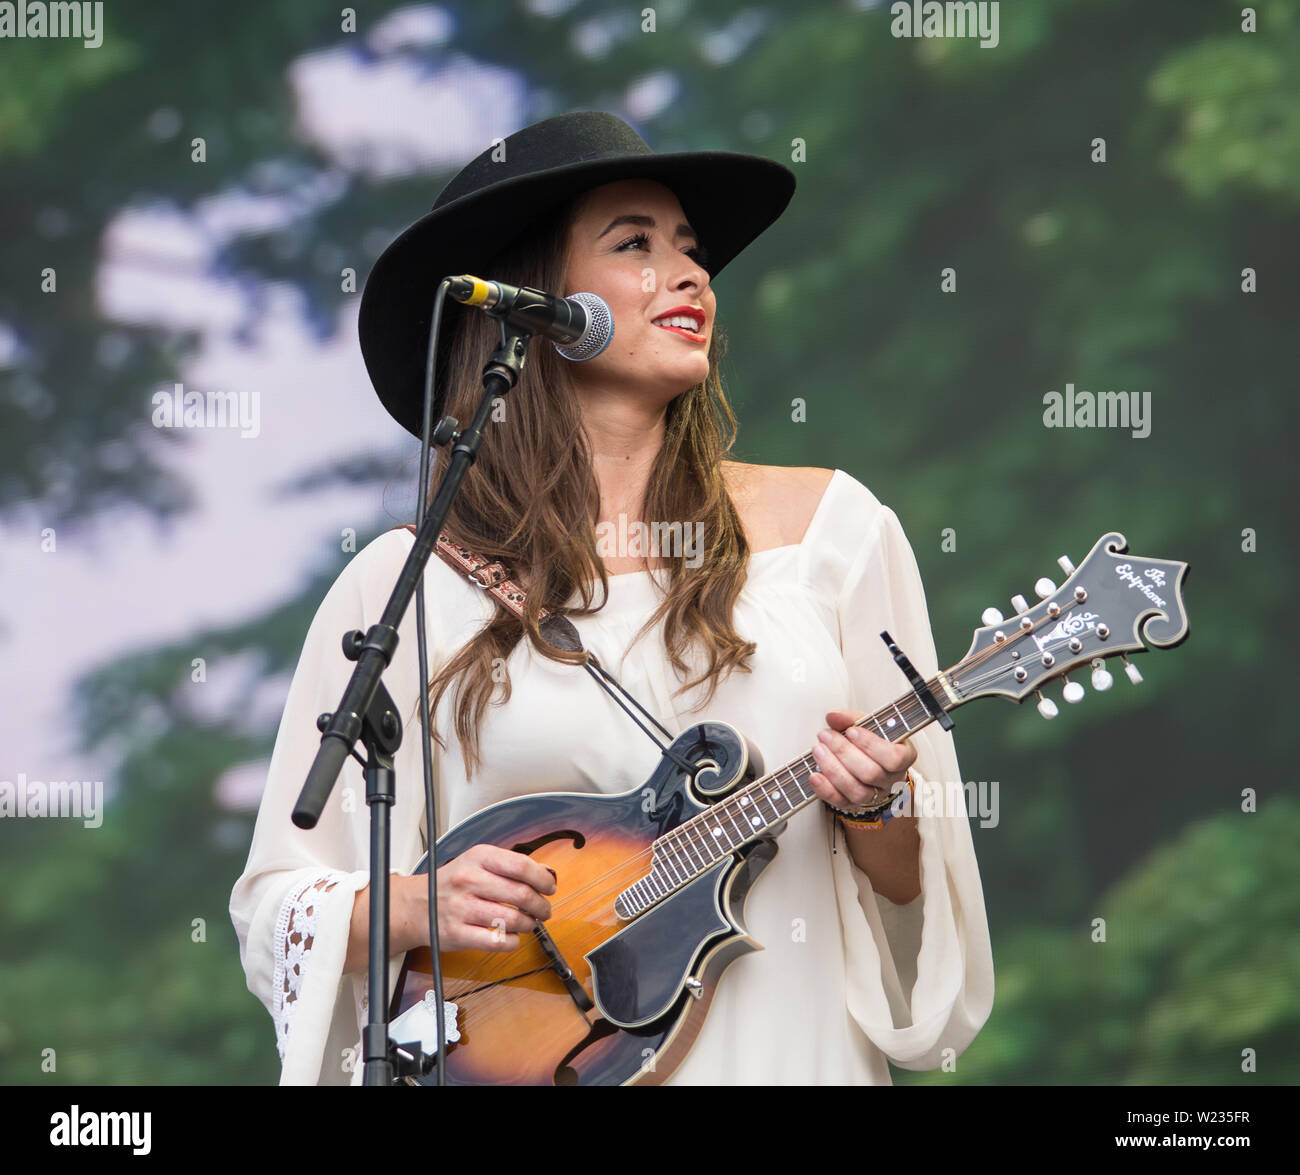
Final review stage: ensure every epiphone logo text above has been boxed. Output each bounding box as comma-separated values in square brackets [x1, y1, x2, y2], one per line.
[1114, 563, 1167, 608]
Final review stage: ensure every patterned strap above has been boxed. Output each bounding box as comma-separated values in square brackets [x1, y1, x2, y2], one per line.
[399, 525, 552, 625]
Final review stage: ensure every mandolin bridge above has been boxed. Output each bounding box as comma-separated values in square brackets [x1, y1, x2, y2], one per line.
[532, 921, 594, 1012]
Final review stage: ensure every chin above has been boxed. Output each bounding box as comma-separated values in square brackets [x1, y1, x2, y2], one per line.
[666, 373, 707, 398]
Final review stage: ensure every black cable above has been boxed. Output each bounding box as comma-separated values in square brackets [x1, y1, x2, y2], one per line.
[414, 279, 450, 1086]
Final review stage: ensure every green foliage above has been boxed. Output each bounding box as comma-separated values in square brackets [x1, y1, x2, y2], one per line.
[903, 800, 1300, 1084]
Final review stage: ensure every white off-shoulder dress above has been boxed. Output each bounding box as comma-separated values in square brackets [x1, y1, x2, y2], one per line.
[229, 468, 995, 1085]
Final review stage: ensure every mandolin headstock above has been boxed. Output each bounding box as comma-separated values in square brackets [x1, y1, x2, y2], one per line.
[944, 533, 1189, 714]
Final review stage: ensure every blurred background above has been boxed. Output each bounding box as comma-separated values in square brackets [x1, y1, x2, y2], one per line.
[0, 0, 1295, 1085]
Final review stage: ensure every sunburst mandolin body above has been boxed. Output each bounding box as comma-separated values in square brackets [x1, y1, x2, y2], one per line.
[391, 720, 773, 1086]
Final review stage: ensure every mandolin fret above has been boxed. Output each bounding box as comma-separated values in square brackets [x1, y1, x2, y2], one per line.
[674, 828, 709, 872]
[658, 839, 687, 886]
[724, 800, 752, 843]
[705, 814, 735, 854]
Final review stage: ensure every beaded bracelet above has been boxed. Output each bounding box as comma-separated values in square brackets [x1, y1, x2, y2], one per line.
[826, 771, 915, 830]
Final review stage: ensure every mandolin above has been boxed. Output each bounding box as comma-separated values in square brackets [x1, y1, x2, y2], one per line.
[389, 532, 1189, 1085]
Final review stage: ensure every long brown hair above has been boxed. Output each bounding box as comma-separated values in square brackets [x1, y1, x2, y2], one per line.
[423, 193, 756, 779]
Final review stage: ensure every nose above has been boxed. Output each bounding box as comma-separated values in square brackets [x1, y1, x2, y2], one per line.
[668, 251, 709, 296]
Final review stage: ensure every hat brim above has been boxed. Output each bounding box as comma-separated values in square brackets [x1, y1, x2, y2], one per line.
[358, 150, 796, 439]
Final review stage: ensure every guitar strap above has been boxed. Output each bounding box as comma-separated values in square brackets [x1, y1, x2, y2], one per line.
[402, 525, 696, 773]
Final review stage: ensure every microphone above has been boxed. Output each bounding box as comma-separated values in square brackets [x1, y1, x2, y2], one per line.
[445, 275, 613, 362]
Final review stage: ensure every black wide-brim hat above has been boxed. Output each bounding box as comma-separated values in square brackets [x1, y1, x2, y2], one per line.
[358, 110, 797, 439]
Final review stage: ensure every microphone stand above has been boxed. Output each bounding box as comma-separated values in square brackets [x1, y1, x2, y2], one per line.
[291, 315, 531, 1086]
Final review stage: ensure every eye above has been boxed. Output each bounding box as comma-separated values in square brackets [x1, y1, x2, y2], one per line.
[615, 231, 652, 252]
[616, 231, 711, 271]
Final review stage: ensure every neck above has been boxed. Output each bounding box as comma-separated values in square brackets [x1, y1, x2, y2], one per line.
[574, 384, 677, 520]
[615, 671, 960, 918]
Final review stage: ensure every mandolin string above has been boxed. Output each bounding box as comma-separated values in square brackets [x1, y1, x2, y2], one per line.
[437, 646, 1092, 1034]
[514, 616, 1083, 934]
[441, 717, 1037, 1013]
[945, 627, 1095, 695]
[449, 634, 1107, 1045]
[429, 615, 1077, 1004]
[442, 627, 1074, 1015]
[429, 850, 657, 998]
[434, 618, 1078, 1006]
[440, 697, 939, 1011]
[430, 702, 924, 1006]
[449, 612, 1053, 964]
[440, 629, 1095, 1027]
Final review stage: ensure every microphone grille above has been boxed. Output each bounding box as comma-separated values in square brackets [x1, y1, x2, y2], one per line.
[555, 292, 613, 363]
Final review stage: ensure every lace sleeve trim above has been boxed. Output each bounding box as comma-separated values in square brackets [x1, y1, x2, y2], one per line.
[272, 874, 345, 1063]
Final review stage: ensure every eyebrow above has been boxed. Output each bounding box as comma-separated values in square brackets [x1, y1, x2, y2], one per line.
[596, 213, 698, 242]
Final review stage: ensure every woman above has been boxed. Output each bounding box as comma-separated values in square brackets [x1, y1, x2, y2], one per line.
[230, 111, 994, 1085]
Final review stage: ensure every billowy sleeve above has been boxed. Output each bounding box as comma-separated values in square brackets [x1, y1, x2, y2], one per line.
[828, 493, 995, 1071]
[229, 530, 444, 1085]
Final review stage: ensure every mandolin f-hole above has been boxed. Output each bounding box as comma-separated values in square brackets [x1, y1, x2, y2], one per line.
[511, 828, 586, 856]
[552, 1017, 622, 1086]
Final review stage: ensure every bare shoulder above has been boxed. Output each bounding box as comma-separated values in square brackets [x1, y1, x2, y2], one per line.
[721, 462, 836, 551]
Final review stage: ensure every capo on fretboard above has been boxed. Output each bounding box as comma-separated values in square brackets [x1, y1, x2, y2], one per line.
[881, 631, 954, 731]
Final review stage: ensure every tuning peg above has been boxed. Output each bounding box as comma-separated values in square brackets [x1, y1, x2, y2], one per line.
[981, 607, 1005, 626]
[1011, 594, 1029, 615]
[1122, 654, 1143, 684]
[1090, 659, 1113, 691]
[1035, 691, 1058, 719]
[1061, 676, 1085, 703]
[1034, 577, 1057, 600]
[1057, 555, 1075, 575]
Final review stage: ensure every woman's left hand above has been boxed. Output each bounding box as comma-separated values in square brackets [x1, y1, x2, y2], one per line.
[808, 709, 917, 812]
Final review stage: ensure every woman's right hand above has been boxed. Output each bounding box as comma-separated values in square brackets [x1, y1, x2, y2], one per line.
[421, 843, 557, 953]
[345, 846, 557, 973]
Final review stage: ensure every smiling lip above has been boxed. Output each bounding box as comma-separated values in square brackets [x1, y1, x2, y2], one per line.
[652, 305, 707, 340]
[656, 323, 707, 342]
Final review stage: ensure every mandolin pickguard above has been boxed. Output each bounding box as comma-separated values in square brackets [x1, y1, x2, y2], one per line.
[587, 860, 732, 1028]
